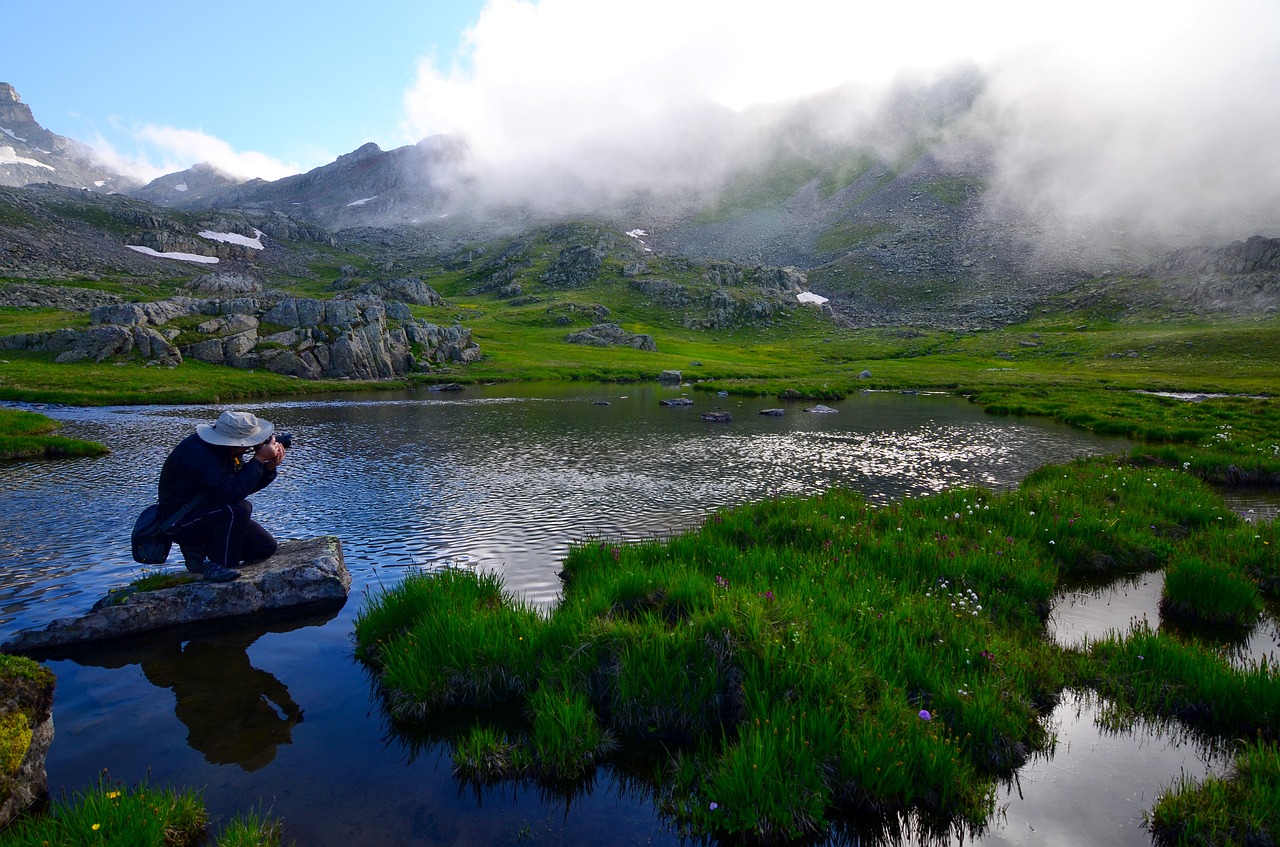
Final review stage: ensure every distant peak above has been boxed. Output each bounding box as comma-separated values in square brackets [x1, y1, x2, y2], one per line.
[337, 142, 383, 164]
[0, 82, 20, 103]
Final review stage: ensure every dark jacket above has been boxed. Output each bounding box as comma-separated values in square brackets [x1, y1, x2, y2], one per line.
[157, 433, 277, 519]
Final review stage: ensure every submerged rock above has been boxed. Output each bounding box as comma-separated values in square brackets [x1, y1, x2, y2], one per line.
[759, 408, 785, 416]
[660, 397, 694, 406]
[2, 537, 349, 652]
[701, 411, 732, 423]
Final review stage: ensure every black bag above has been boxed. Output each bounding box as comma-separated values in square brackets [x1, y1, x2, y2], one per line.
[131, 504, 172, 565]
[130, 492, 208, 565]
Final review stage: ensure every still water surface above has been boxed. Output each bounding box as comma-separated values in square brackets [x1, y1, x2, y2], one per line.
[0, 383, 1257, 845]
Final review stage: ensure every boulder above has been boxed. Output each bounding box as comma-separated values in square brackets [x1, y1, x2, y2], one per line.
[805, 404, 839, 414]
[660, 397, 694, 406]
[658, 369, 682, 383]
[0, 655, 55, 829]
[759, 408, 785, 416]
[563, 323, 656, 351]
[2, 537, 350, 652]
[352, 277, 445, 306]
[701, 411, 732, 423]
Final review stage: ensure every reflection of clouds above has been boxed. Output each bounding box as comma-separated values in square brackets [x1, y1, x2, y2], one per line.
[983, 691, 1229, 847]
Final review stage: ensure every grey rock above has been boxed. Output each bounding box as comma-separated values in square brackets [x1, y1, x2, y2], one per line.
[759, 408, 785, 416]
[2, 537, 350, 652]
[658, 369, 682, 382]
[187, 272, 263, 295]
[857, 369, 872, 379]
[541, 245, 604, 288]
[660, 397, 694, 406]
[701, 411, 732, 422]
[90, 299, 195, 327]
[805, 404, 838, 414]
[563, 323, 656, 351]
[352, 277, 444, 306]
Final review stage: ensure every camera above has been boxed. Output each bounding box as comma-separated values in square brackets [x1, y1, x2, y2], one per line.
[274, 432, 293, 449]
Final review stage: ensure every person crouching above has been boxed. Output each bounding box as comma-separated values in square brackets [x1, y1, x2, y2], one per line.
[157, 410, 286, 582]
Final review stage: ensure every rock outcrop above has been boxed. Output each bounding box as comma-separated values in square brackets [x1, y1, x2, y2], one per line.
[0, 292, 482, 379]
[564, 323, 657, 351]
[2, 537, 350, 652]
[541, 245, 604, 288]
[0, 654, 55, 829]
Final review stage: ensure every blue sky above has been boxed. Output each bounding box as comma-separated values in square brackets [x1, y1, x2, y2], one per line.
[2, 0, 486, 177]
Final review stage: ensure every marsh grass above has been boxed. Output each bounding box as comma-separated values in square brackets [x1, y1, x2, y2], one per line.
[1147, 738, 1280, 847]
[0, 407, 107, 459]
[1161, 555, 1264, 628]
[1082, 622, 1279, 741]
[354, 455, 1280, 841]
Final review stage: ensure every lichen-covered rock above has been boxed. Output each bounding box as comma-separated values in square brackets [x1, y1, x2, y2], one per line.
[2, 537, 349, 652]
[564, 323, 656, 351]
[0, 654, 55, 829]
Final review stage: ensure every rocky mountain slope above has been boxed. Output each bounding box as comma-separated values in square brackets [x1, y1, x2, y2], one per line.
[0, 83, 134, 193]
[0, 77, 1275, 331]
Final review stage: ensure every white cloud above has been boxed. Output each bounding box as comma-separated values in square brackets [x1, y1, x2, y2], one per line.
[86, 123, 303, 183]
[401, 0, 1280, 246]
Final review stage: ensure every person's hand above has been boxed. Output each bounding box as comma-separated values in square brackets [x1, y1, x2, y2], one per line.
[254, 439, 285, 469]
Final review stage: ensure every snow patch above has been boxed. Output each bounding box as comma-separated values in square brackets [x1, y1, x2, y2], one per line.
[127, 245, 220, 264]
[94, 180, 106, 187]
[797, 291, 829, 305]
[0, 127, 27, 143]
[346, 196, 377, 206]
[625, 229, 647, 238]
[0, 146, 54, 170]
[174, 183, 188, 192]
[199, 229, 265, 250]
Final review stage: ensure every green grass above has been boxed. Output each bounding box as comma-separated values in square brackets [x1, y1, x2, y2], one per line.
[1146, 738, 1279, 847]
[0, 777, 290, 847]
[916, 176, 986, 207]
[356, 456, 1278, 842]
[0, 350, 388, 406]
[1161, 555, 1264, 628]
[0, 408, 108, 459]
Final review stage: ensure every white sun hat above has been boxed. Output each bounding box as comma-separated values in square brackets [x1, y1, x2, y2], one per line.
[196, 410, 274, 447]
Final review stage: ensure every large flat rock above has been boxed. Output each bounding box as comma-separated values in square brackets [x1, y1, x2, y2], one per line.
[3, 537, 349, 652]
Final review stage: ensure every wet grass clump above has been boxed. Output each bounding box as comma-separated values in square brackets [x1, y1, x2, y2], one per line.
[0, 408, 107, 459]
[1081, 622, 1279, 741]
[1147, 738, 1279, 847]
[1161, 554, 1264, 628]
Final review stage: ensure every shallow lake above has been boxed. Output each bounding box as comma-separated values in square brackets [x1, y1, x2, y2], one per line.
[0, 383, 1268, 845]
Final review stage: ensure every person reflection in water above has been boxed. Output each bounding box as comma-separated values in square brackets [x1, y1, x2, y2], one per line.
[140, 632, 303, 772]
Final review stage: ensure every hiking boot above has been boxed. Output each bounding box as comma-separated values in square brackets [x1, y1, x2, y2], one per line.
[200, 561, 241, 582]
[180, 545, 207, 573]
